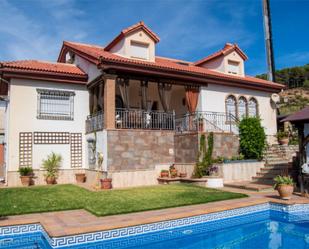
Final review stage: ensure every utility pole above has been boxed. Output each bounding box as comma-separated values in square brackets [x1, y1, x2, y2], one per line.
[262, 0, 276, 82]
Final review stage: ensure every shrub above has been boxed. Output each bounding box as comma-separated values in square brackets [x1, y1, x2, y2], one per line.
[277, 130, 289, 140]
[42, 152, 62, 179]
[238, 117, 266, 160]
[18, 166, 33, 176]
[193, 132, 214, 177]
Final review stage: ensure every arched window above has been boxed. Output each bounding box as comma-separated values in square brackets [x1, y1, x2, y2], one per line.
[238, 96, 247, 119]
[226, 95, 237, 118]
[248, 97, 258, 117]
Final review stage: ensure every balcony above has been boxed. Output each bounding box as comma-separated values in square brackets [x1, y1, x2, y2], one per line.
[115, 108, 175, 130]
[175, 111, 238, 134]
[85, 111, 104, 134]
[86, 110, 238, 134]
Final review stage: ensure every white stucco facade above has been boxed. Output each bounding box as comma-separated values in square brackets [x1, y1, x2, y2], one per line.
[198, 84, 277, 138]
[6, 78, 89, 172]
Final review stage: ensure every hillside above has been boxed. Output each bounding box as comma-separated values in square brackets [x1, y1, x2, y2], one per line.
[256, 64, 309, 115]
[257, 64, 309, 88]
[278, 87, 309, 115]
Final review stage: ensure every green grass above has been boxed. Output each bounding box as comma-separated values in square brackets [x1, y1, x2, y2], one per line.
[0, 184, 247, 217]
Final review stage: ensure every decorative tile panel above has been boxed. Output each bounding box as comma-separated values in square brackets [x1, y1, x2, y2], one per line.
[70, 133, 82, 168]
[34, 132, 70, 144]
[19, 132, 32, 167]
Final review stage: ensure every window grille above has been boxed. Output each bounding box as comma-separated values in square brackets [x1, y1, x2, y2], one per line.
[238, 96, 248, 119]
[248, 98, 258, 117]
[226, 95, 237, 118]
[37, 89, 75, 120]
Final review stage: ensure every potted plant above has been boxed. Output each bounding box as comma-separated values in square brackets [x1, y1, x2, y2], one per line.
[75, 172, 86, 183]
[169, 164, 178, 178]
[160, 170, 169, 178]
[42, 152, 62, 185]
[18, 166, 33, 186]
[98, 152, 112, 189]
[274, 175, 294, 200]
[277, 130, 289, 145]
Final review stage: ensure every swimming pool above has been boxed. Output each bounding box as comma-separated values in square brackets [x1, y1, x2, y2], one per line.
[1, 203, 309, 249]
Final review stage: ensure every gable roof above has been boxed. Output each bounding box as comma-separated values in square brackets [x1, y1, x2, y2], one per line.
[104, 21, 160, 51]
[282, 106, 309, 123]
[58, 41, 284, 92]
[194, 43, 248, 66]
[0, 60, 88, 84]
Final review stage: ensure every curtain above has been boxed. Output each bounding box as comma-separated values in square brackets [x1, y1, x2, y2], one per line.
[158, 82, 172, 112]
[141, 80, 148, 110]
[185, 86, 200, 113]
[98, 83, 104, 111]
[117, 78, 130, 109]
[89, 88, 94, 115]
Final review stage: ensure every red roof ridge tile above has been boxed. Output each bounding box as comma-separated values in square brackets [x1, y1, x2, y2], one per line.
[194, 43, 248, 66]
[104, 21, 160, 51]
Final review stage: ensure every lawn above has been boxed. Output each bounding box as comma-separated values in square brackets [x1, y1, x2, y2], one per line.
[0, 184, 247, 217]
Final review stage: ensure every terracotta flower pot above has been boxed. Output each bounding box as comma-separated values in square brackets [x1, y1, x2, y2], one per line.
[160, 171, 169, 178]
[279, 138, 289, 145]
[75, 173, 86, 183]
[20, 176, 32, 186]
[170, 169, 178, 178]
[179, 172, 187, 178]
[100, 178, 112, 189]
[277, 184, 294, 200]
[46, 176, 56, 185]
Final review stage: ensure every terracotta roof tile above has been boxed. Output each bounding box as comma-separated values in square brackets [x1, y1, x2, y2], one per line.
[282, 106, 309, 123]
[0, 60, 86, 76]
[194, 43, 248, 66]
[104, 21, 160, 51]
[61, 41, 283, 90]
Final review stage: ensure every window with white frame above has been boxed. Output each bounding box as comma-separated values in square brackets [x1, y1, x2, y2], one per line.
[130, 41, 149, 60]
[227, 60, 240, 75]
[238, 96, 248, 119]
[248, 97, 258, 117]
[226, 95, 237, 118]
[37, 89, 75, 120]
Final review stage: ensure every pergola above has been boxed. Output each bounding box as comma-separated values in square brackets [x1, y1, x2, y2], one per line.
[282, 106, 309, 194]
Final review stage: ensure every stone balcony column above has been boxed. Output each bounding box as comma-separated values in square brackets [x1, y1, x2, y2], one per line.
[103, 73, 117, 130]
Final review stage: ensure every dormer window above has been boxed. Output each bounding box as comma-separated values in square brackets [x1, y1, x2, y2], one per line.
[227, 60, 239, 75]
[130, 41, 149, 60]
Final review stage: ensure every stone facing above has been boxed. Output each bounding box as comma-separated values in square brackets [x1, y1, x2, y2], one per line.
[107, 130, 175, 171]
[2, 203, 309, 248]
[174, 132, 239, 164]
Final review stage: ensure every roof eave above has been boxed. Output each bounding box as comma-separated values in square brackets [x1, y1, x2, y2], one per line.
[99, 59, 283, 93]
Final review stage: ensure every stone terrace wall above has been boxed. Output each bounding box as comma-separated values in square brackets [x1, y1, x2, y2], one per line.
[174, 132, 239, 164]
[209, 133, 239, 158]
[174, 133, 199, 163]
[107, 130, 175, 171]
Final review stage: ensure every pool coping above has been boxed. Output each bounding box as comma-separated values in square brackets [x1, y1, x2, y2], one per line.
[1, 201, 309, 248]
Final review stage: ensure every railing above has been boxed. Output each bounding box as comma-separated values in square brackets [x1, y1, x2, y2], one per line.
[115, 108, 175, 130]
[175, 111, 238, 134]
[86, 111, 104, 133]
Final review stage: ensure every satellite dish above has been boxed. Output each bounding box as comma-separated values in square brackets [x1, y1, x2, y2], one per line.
[271, 93, 280, 104]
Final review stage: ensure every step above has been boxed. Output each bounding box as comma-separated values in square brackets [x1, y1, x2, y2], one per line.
[264, 162, 289, 167]
[256, 172, 279, 178]
[252, 179, 275, 185]
[224, 182, 273, 192]
[260, 168, 285, 173]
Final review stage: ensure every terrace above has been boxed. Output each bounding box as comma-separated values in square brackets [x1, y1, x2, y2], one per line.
[85, 75, 238, 134]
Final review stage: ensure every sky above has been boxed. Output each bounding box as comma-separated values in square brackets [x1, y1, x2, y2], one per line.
[0, 0, 308, 76]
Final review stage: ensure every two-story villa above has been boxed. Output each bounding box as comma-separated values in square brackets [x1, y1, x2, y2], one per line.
[0, 22, 284, 187]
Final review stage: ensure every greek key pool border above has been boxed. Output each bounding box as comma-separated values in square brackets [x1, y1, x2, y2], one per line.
[1, 202, 309, 248]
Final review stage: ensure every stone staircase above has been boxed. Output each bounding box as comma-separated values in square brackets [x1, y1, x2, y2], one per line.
[225, 144, 298, 191]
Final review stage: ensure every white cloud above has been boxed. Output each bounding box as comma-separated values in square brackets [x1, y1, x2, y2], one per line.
[0, 0, 89, 61]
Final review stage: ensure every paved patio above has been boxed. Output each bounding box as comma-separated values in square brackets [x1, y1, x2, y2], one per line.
[0, 187, 309, 237]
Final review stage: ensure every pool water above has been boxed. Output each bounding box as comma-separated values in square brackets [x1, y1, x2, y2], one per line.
[2, 209, 309, 249]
